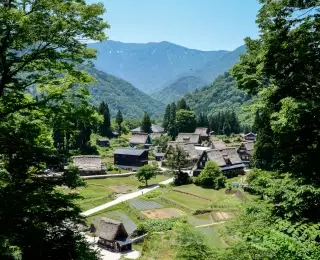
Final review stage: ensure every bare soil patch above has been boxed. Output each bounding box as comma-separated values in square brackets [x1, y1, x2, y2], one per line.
[108, 185, 136, 193]
[142, 208, 185, 219]
[213, 212, 233, 221]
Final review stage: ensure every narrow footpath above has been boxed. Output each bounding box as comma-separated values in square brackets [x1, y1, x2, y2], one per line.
[80, 177, 174, 217]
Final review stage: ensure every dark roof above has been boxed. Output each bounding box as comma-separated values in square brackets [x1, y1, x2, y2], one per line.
[114, 148, 146, 156]
[194, 127, 208, 137]
[167, 142, 200, 160]
[211, 140, 227, 149]
[176, 133, 200, 144]
[72, 155, 102, 171]
[131, 124, 164, 133]
[97, 217, 128, 241]
[205, 148, 243, 167]
[129, 133, 149, 144]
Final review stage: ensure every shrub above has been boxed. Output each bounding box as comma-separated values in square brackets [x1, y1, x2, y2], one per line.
[196, 161, 226, 189]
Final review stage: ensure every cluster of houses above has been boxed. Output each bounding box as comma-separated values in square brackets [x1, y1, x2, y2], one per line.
[111, 126, 256, 178]
[72, 123, 256, 178]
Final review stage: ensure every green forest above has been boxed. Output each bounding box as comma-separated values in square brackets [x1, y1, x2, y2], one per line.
[185, 72, 254, 125]
[86, 66, 165, 119]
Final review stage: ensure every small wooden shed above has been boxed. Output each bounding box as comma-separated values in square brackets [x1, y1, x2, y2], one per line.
[97, 217, 132, 252]
[96, 137, 110, 147]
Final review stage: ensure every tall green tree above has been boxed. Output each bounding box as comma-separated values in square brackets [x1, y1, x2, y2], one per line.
[141, 112, 152, 133]
[115, 109, 123, 135]
[98, 101, 111, 137]
[177, 98, 189, 111]
[168, 103, 177, 139]
[0, 0, 108, 258]
[196, 161, 226, 189]
[136, 164, 158, 186]
[167, 146, 191, 185]
[176, 109, 197, 133]
[162, 104, 171, 132]
[197, 112, 209, 127]
[231, 0, 320, 182]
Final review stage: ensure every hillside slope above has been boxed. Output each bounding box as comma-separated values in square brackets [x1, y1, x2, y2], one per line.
[184, 72, 253, 124]
[153, 45, 246, 103]
[88, 40, 229, 93]
[86, 66, 165, 119]
[153, 76, 207, 104]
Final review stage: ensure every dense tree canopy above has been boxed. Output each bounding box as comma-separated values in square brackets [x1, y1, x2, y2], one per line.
[215, 1, 320, 259]
[176, 109, 197, 133]
[98, 101, 112, 137]
[0, 0, 108, 259]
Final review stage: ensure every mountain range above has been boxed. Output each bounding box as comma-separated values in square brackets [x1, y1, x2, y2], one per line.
[85, 66, 164, 119]
[88, 41, 244, 95]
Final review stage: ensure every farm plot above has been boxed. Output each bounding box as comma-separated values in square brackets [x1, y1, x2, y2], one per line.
[212, 211, 233, 222]
[109, 185, 136, 193]
[130, 200, 164, 211]
[142, 208, 185, 219]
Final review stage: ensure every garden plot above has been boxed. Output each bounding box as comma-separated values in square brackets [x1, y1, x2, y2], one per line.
[142, 208, 185, 219]
[109, 185, 136, 193]
[129, 200, 164, 211]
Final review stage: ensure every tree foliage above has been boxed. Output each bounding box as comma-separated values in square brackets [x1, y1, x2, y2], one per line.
[0, 0, 109, 258]
[166, 146, 191, 185]
[115, 109, 123, 134]
[196, 161, 226, 189]
[141, 112, 152, 133]
[176, 109, 197, 133]
[98, 101, 111, 137]
[231, 0, 320, 182]
[136, 164, 158, 186]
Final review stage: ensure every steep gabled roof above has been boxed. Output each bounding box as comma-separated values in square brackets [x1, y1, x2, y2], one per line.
[194, 127, 208, 137]
[72, 155, 102, 171]
[176, 133, 200, 144]
[129, 133, 149, 144]
[167, 142, 200, 160]
[204, 148, 243, 167]
[211, 140, 227, 149]
[97, 217, 128, 241]
[114, 148, 146, 156]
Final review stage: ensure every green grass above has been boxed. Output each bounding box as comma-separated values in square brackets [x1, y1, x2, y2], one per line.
[86, 175, 168, 188]
[76, 185, 113, 210]
[162, 190, 212, 210]
[139, 232, 175, 260]
[197, 225, 226, 248]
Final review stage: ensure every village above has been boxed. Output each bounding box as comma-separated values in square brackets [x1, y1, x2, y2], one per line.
[69, 124, 257, 259]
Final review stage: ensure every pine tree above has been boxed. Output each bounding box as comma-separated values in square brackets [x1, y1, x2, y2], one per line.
[177, 98, 189, 111]
[168, 103, 177, 139]
[116, 110, 123, 135]
[141, 112, 152, 133]
[98, 102, 111, 137]
[162, 104, 171, 132]
[197, 112, 208, 127]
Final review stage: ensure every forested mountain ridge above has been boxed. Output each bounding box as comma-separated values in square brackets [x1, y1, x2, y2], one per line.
[153, 45, 246, 103]
[88, 40, 231, 93]
[153, 76, 207, 104]
[85, 66, 165, 119]
[184, 72, 253, 124]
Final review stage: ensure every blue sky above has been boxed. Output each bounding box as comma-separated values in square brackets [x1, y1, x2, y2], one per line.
[87, 0, 261, 51]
